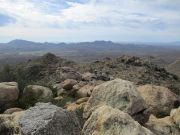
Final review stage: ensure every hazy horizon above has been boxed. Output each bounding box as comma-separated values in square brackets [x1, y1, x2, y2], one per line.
[0, 0, 180, 43]
[1, 39, 180, 44]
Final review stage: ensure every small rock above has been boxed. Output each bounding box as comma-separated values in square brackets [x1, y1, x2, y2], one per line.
[3, 108, 24, 114]
[76, 97, 89, 104]
[62, 79, 77, 90]
[76, 85, 94, 98]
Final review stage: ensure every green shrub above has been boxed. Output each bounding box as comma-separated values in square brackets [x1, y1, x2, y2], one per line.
[0, 65, 16, 82]
[169, 84, 180, 95]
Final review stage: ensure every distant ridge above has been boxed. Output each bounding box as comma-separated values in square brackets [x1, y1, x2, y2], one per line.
[0, 39, 180, 65]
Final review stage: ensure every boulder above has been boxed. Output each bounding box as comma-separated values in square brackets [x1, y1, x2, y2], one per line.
[0, 111, 24, 135]
[21, 85, 53, 107]
[3, 108, 24, 114]
[76, 85, 94, 98]
[84, 79, 149, 124]
[19, 102, 81, 135]
[170, 107, 180, 128]
[0, 82, 19, 112]
[137, 84, 180, 117]
[62, 79, 77, 90]
[145, 108, 180, 135]
[83, 105, 154, 135]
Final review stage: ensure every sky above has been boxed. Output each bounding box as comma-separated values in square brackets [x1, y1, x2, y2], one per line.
[0, 0, 180, 43]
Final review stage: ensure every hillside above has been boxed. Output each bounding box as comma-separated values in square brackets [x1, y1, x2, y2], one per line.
[0, 53, 179, 95]
[166, 58, 180, 78]
[78, 55, 180, 94]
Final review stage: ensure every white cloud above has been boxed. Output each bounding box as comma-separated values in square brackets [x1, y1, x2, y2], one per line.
[0, 0, 179, 42]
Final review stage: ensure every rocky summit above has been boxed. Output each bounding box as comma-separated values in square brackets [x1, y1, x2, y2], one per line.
[0, 53, 179, 135]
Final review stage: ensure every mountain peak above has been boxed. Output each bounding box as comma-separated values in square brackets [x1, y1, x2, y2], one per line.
[8, 39, 35, 45]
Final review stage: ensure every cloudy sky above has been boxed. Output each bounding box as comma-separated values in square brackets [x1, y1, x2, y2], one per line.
[0, 0, 180, 42]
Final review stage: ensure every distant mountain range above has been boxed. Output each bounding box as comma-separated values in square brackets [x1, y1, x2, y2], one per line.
[0, 39, 180, 65]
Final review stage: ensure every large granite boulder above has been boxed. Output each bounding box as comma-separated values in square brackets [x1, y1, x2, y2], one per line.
[0, 82, 19, 112]
[137, 84, 180, 117]
[19, 102, 81, 135]
[21, 85, 53, 107]
[84, 79, 149, 124]
[145, 107, 180, 135]
[83, 105, 154, 135]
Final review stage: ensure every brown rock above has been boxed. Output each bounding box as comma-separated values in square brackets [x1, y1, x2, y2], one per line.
[145, 110, 180, 135]
[76, 85, 94, 98]
[137, 84, 180, 117]
[62, 79, 77, 90]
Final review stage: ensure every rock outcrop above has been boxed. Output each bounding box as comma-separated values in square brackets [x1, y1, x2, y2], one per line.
[83, 105, 154, 135]
[145, 107, 180, 135]
[137, 84, 180, 117]
[56, 67, 82, 81]
[84, 79, 149, 124]
[19, 102, 81, 135]
[0, 82, 19, 112]
[21, 85, 53, 107]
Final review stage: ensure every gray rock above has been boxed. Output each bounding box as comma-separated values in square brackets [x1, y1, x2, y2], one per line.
[84, 79, 149, 124]
[19, 102, 81, 135]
